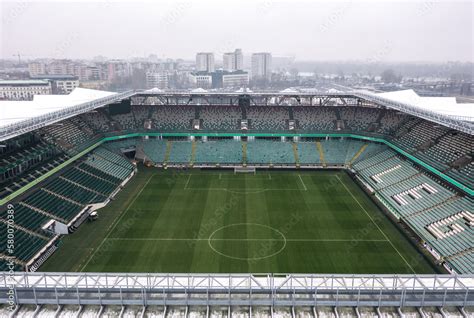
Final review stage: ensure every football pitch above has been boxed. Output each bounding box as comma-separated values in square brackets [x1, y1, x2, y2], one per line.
[42, 169, 437, 274]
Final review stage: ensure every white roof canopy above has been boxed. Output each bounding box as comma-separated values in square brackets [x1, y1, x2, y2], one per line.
[0, 88, 472, 141]
[376, 89, 474, 122]
[0, 88, 116, 127]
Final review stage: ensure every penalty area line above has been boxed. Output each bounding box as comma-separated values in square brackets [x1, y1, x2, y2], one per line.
[79, 173, 155, 272]
[335, 174, 416, 274]
[184, 174, 191, 190]
[298, 174, 307, 191]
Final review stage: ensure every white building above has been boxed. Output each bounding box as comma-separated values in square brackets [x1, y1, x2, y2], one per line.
[196, 53, 215, 72]
[0, 80, 52, 100]
[222, 71, 249, 88]
[28, 62, 46, 77]
[146, 72, 169, 89]
[223, 49, 243, 71]
[251, 53, 272, 80]
[31, 75, 79, 94]
[190, 72, 212, 89]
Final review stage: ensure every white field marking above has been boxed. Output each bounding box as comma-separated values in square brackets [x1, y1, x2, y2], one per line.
[80, 173, 155, 272]
[184, 174, 192, 189]
[183, 187, 302, 194]
[216, 177, 278, 180]
[335, 175, 416, 273]
[268, 174, 272, 180]
[107, 238, 388, 242]
[298, 174, 308, 191]
[207, 223, 287, 261]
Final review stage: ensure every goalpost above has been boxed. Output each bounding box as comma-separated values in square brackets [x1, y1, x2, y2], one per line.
[234, 167, 256, 174]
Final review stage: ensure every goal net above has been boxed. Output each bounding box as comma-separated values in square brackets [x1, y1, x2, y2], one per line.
[234, 167, 256, 174]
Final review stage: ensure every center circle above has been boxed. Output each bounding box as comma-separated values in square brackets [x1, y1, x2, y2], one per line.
[208, 223, 287, 261]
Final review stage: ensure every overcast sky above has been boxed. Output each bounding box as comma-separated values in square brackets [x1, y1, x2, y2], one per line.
[1, 0, 472, 62]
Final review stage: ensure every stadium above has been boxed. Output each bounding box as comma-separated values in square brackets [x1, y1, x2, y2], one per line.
[0, 87, 473, 317]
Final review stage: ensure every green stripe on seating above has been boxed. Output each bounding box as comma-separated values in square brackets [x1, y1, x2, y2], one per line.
[2, 131, 471, 206]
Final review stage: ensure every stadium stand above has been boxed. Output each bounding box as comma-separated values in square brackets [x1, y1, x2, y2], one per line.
[103, 138, 139, 152]
[79, 110, 112, 133]
[111, 113, 138, 131]
[293, 107, 337, 131]
[392, 120, 449, 152]
[40, 118, 94, 152]
[151, 105, 194, 130]
[140, 139, 168, 164]
[339, 107, 379, 131]
[247, 107, 288, 131]
[167, 140, 193, 163]
[377, 110, 408, 134]
[297, 142, 321, 164]
[0, 222, 50, 263]
[200, 106, 241, 130]
[194, 139, 242, 164]
[247, 140, 295, 164]
[0, 143, 136, 270]
[0, 101, 472, 274]
[132, 105, 150, 128]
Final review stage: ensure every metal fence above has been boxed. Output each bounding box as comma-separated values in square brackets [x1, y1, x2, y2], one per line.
[1, 273, 472, 307]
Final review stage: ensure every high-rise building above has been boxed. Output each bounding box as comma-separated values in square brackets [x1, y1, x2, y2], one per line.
[234, 49, 243, 71]
[251, 53, 272, 80]
[223, 49, 243, 71]
[196, 53, 215, 72]
[146, 72, 170, 89]
[223, 53, 234, 72]
[28, 62, 46, 77]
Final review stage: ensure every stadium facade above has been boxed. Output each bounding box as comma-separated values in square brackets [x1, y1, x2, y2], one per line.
[0, 88, 472, 315]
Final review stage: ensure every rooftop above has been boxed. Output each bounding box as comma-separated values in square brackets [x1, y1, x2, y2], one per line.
[31, 74, 79, 80]
[0, 79, 50, 85]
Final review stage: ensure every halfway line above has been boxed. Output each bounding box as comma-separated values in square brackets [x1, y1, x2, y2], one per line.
[107, 238, 388, 242]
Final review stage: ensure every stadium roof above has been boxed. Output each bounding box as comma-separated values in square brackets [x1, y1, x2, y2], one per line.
[0, 88, 472, 142]
[0, 79, 50, 86]
[0, 88, 115, 127]
[0, 88, 134, 141]
[376, 89, 474, 120]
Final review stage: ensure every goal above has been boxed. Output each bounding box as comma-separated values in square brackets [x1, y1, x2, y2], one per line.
[234, 167, 256, 174]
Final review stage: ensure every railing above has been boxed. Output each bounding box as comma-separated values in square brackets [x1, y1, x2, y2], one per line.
[353, 90, 474, 135]
[0, 91, 135, 142]
[0, 273, 472, 307]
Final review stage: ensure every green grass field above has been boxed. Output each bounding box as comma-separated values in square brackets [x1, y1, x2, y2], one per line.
[41, 168, 437, 274]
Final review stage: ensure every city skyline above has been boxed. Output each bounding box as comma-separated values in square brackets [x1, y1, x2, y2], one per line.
[1, 0, 472, 62]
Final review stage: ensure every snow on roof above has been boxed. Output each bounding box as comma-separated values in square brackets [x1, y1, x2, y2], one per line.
[279, 88, 299, 93]
[235, 87, 253, 93]
[146, 87, 164, 93]
[191, 88, 208, 93]
[0, 88, 117, 128]
[376, 89, 474, 121]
